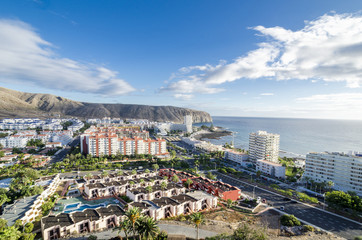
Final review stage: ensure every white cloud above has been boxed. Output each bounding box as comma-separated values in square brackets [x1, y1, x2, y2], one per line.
[174, 94, 193, 100]
[260, 93, 274, 96]
[0, 19, 135, 96]
[295, 93, 362, 119]
[162, 13, 362, 96]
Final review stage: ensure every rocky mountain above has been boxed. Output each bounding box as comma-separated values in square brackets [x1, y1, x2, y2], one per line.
[0, 87, 212, 123]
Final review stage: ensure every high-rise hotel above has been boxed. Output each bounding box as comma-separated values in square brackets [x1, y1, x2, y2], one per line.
[249, 130, 280, 163]
[304, 152, 362, 196]
[249, 130, 285, 178]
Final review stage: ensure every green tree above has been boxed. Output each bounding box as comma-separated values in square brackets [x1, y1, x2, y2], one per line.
[85, 173, 93, 180]
[114, 219, 131, 240]
[125, 207, 141, 240]
[160, 181, 167, 191]
[280, 214, 301, 227]
[101, 171, 109, 178]
[226, 199, 234, 208]
[190, 212, 204, 240]
[0, 194, 9, 207]
[171, 175, 180, 183]
[327, 180, 335, 191]
[145, 186, 153, 194]
[152, 164, 159, 172]
[0, 225, 21, 240]
[184, 178, 193, 189]
[137, 216, 159, 240]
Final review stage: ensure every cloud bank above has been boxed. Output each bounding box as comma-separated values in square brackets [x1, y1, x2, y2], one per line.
[162, 13, 362, 97]
[0, 19, 135, 95]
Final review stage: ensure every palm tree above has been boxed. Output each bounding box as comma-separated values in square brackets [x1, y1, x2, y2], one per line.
[194, 160, 200, 172]
[152, 164, 159, 172]
[171, 175, 179, 183]
[303, 176, 311, 188]
[160, 181, 167, 191]
[327, 181, 334, 191]
[125, 207, 141, 240]
[139, 216, 160, 240]
[145, 169, 150, 174]
[145, 186, 153, 194]
[163, 176, 168, 182]
[129, 181, 135, 188]
[140, 179, 145, 186]
[114, 219, 131, 240]
[184, 178, 193, 189]
[85, 173, 93, 180]
[132, 169, 137, 175]
[116, 170, 124, 176]
[226, 199, 233, 208]
[190, 212, 204, 240]
[101, 170, 109, 178]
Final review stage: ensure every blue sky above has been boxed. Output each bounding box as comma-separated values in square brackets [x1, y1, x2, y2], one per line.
[1, 1, 362, 119]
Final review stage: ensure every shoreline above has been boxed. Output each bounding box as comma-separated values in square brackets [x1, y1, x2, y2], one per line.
[193, 127, 232, 141]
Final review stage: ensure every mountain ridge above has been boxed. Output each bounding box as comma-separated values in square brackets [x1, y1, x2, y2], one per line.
[0, 87, 212, 123]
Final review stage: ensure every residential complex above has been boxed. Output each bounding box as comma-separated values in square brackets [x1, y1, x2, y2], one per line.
[0, 118, 84, 131]
[40, 169, 218, 239]
[249, 130, 280, 163]
[0, 129, 73, 148]
[80, 126, 167, 157]
[304, 152, 362, 196]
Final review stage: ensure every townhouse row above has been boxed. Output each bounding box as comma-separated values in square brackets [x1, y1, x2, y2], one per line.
[159, 169, 241, 201]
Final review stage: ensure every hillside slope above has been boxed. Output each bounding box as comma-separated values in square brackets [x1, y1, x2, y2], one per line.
[0, 87, 212, 123]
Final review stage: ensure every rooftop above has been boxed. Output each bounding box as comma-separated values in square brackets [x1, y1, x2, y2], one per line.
[1, 195, 38, 226]
[42, 213, 74, 230]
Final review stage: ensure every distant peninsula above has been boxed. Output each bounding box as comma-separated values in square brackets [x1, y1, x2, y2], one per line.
[0, 87, 212, 123]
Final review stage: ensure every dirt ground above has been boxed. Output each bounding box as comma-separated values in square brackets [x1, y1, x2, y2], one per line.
[161, 208, 344, 240]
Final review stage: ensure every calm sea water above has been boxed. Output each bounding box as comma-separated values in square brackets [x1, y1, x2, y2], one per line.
[194, 116, 362, 157]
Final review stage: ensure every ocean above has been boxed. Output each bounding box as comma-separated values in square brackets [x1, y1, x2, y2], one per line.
[194, 116, 362, 157]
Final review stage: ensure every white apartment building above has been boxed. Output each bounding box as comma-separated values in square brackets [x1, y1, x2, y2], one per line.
[184, 115, 193, 133]
[224, 150, 249, 166]
[249, 130, 280, 163]
[304, 152, 362, 196]
[256, 159, 286, 178]
[0, 137, 29, 148]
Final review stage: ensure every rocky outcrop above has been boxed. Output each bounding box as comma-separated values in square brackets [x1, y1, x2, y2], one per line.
[0, 87, 212, 123]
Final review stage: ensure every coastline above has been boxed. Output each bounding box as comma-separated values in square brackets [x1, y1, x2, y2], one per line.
[193, 127, 232, 141]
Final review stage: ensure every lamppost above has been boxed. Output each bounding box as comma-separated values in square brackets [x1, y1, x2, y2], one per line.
[323, 193, 326, 210]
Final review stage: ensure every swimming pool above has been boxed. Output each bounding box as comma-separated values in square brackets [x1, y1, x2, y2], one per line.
[63, 203, 107, 213]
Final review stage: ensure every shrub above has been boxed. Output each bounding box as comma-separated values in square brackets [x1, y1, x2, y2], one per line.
[88, 236, 97, 240]
[157, 230, 168, 240]
[302, 225, 314, 232]
[280, 214, 301, 227]
[354, 237, 362, 240]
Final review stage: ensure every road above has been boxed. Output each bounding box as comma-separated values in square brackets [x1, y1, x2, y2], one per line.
[216, 172, 362, 240]
[49, 137, 79, 164]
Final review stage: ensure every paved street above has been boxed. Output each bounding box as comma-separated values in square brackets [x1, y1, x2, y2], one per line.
[70, 223, 218, 240]
[216, 172, 362, 240]
[49, 137, 79, 164]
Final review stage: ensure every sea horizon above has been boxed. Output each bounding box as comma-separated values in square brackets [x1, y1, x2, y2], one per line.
[194, 116, 362, 157]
